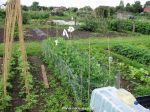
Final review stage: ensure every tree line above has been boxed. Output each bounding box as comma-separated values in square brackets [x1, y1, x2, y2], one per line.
[21, 1, 150, 14]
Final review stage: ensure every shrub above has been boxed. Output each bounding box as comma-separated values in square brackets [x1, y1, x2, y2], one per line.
[79, 17, 108, 32]
[51, 10, 64, 16]
[0, 10, 5, 19]
[79, 17, 99, 32]
[134, 85, 150, 96]
[22, 12, 30, 24]
[27, 11, 49, 19]
[108, 19, 150, 34]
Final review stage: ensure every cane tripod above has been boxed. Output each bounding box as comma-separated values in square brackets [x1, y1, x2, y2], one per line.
[2, 0, 29, 97]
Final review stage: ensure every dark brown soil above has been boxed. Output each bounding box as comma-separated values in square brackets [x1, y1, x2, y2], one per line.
[1, 57, 25, 112]
[0, 28, 4, 43]
[6, 58, 25, 112]
[0, 57, 3, 74]
[1, 56, 50, 112]
[25, 28, 128, 41]
[0, 28, 129, 43]
[10, 72, 25, 112]
[120, 76, 134, 93]
[28, 56, 43, 81]
[25, 28, 93, 41]
[28, 56, 50, 112]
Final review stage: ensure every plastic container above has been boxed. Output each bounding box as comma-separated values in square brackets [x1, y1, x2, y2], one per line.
[137, 95, 150, 109]
[90, 87, 150, 112]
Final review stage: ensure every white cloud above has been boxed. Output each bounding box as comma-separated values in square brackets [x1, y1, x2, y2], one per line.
[0, 0, 147, 8]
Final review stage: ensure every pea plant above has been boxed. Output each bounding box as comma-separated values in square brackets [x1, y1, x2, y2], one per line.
[14, 48, 37, 112]
[42, 38, 115, 105]
[0, 57, 15, 111]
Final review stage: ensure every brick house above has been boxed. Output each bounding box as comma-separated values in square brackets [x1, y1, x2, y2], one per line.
[144, 7, 150, 13]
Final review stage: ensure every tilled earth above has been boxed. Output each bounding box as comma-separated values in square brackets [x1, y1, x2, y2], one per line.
[0, 28, 128, 43]
[0, 28, 4, 42]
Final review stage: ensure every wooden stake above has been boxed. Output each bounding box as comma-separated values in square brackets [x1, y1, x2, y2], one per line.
[17, 0, 29, 95]
[116, 72, 121, 89]
[88, 39, 91, 101]
[80, 67, 83, 101]
[3, 2, 12, 96]
[41, 65, 49, 88]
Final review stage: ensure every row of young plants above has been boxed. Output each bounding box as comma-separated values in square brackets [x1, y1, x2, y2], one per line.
[41, 59, 85, 111]
[42, 38, 115, 105]
[0, 48, 37, 111]
[118, 62, 150, 96]
[14, 48, 38, 112]
[0, 57, 14, 111]
[112, 44, 150, 66]
[83, 45, 150, 97]
[10, 48, 74, 111]
[42, 40, 85, 111]
[42, 38, 83, 104]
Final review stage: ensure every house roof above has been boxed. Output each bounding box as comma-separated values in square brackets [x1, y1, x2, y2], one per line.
[144, 7, 150, 12]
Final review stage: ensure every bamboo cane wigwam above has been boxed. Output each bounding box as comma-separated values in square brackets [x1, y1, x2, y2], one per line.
[2, 0, 29, 96]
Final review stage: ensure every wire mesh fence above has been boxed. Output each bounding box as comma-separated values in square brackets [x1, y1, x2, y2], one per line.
[42, 38, 116, 104]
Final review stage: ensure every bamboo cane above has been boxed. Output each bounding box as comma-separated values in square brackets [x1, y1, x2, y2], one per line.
[88, 39, 91, 101]
[80, 67, 83, 101]
[16, 0, 29, 95]
[3, 0, 29, 96]
[3, 2, 12, 96]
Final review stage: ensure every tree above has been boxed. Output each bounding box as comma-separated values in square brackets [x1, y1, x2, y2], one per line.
[132, 1, 143, 13]
[79, 6, 93, 13]
[95, 6, 110, 18]
[125, 3, 133, 12]
[48, 7, 54, 11]
[31, 1, 39, 11]
[22, 5, 29, 11]
[77, 6, 93, 17]
[120, 0, 124, 7]
[144, 1, 150, 7]
[109, 7, 115, 16]
[67, 7, 78, 12]
[116, 0, 125, 11]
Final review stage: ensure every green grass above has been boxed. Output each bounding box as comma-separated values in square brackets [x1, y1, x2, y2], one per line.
[0, 42, 42, 57]
[0, 35, 149, 58]
[67, 35, 150, 71]
[50, 11, 76, 20]
[70, 35, 150, 49]
[0, 35, 149, 69]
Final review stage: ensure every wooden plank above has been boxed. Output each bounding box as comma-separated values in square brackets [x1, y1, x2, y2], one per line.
[116, 72, 121, 89]
[41, 65, 49, 88]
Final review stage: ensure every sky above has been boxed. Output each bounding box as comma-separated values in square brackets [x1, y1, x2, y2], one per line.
[0, 0, 148, 9]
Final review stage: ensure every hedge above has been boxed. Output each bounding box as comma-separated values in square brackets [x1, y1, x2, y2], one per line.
[108, 19, 150, 35]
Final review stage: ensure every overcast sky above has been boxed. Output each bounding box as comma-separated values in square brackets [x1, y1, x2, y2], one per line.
[0, 0, 148, 8]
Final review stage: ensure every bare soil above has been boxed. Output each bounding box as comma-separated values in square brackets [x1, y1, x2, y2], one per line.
[0, 28, 4, 42]
[0, 57, 3, 74]
[0, 28, 129, 43]
[28, 56, 50, 112]
[25, 28, 93, 41]
[25, 28, 128, 41]
[6, 58, 25, 112]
